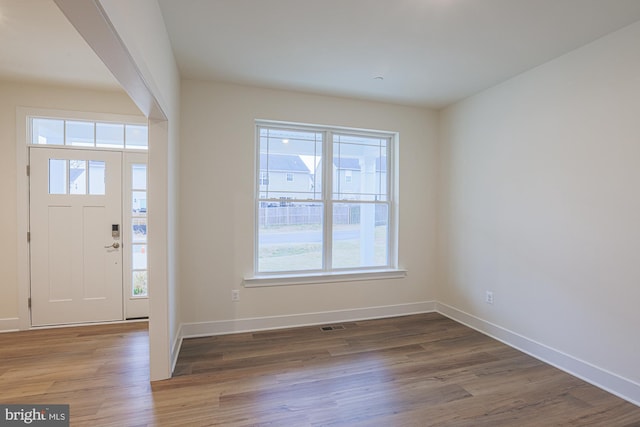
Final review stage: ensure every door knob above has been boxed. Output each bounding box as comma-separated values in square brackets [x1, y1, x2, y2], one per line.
[104, 242, 120, 249]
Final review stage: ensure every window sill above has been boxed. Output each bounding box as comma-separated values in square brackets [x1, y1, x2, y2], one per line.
[243, 269, 407, 288]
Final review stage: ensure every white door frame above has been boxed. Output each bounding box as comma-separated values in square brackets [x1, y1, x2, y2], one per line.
[16, 107, 147, 330]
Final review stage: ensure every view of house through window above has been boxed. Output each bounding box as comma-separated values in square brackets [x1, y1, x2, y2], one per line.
[257, 123, 395, 274]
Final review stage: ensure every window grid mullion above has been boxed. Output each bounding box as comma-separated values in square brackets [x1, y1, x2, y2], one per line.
[265, 127, 270, 197]
[386, 137, 394, 267]
[323, 130, 333, 272]
[254, 127, 259, 274]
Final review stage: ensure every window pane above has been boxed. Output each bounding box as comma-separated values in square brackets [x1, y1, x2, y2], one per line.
[332, 203, 388, 269]
[132, 164, 147, 190]
[126, 124, 148, 150]
[88, 160, 105, 195]
[259, 127, 322, 200]
[33, 118, 64, 145]
[258, 202, 323, 272]
[333, 134, 388, 201]
[132, 271, 148, 297]
[69, 160, 87, 194]
[132, 191, 147, 216]
[132, 245, 147, 270]
[132, 218, 147, 243]
[48, 159, 67, 194]
[66, 121, 95, 147]
[96, 123, 124, 148]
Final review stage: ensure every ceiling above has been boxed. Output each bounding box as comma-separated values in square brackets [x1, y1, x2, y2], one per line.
[157, 0, 640, 108]
[0, 0, 120, 90]
[1, 1, 640, 108]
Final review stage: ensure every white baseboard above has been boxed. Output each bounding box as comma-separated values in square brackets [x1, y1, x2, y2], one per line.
[0, 318, 20, 333]
[170, 324, 184, 374]
[180, 301, 436, 339]
[436, 302, 640, 407]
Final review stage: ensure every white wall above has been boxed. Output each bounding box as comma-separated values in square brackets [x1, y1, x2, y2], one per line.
[439, 20, 640, 392]
[0, 80, 140, 328]
[179, 81, 438, 324]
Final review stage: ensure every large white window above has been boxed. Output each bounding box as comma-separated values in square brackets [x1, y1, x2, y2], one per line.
[254, 122, 397, 278]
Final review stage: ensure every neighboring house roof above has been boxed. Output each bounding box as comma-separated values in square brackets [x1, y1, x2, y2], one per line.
[261, 155, 388, 174]
[69, 167, 85, 183]
[260, 153, 310, 173]
[333, 157, 360, 170]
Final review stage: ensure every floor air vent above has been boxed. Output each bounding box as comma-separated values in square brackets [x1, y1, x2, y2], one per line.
[320, 325, 345, 331]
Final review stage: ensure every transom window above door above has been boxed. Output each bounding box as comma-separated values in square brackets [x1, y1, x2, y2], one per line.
[31, 117, 148, 150]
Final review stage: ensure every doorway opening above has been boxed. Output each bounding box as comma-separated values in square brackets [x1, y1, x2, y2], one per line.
[20, 109, 149, 327]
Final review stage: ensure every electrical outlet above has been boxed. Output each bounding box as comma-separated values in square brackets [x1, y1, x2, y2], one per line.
[485, 291, 494, 305]
[231, 290, 240, 302]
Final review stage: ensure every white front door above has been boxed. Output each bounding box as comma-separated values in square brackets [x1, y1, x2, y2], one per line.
[30, 147, 123, 326]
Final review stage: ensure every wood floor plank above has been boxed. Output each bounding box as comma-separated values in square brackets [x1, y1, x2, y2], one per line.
[1, 314, 639, 426]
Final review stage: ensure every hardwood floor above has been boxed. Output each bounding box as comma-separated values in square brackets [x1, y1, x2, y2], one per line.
[1, 314, 639, 426]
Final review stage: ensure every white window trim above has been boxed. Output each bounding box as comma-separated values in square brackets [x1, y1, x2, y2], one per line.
[244, 268, 407, 287]
[249, 120, 403, 286]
